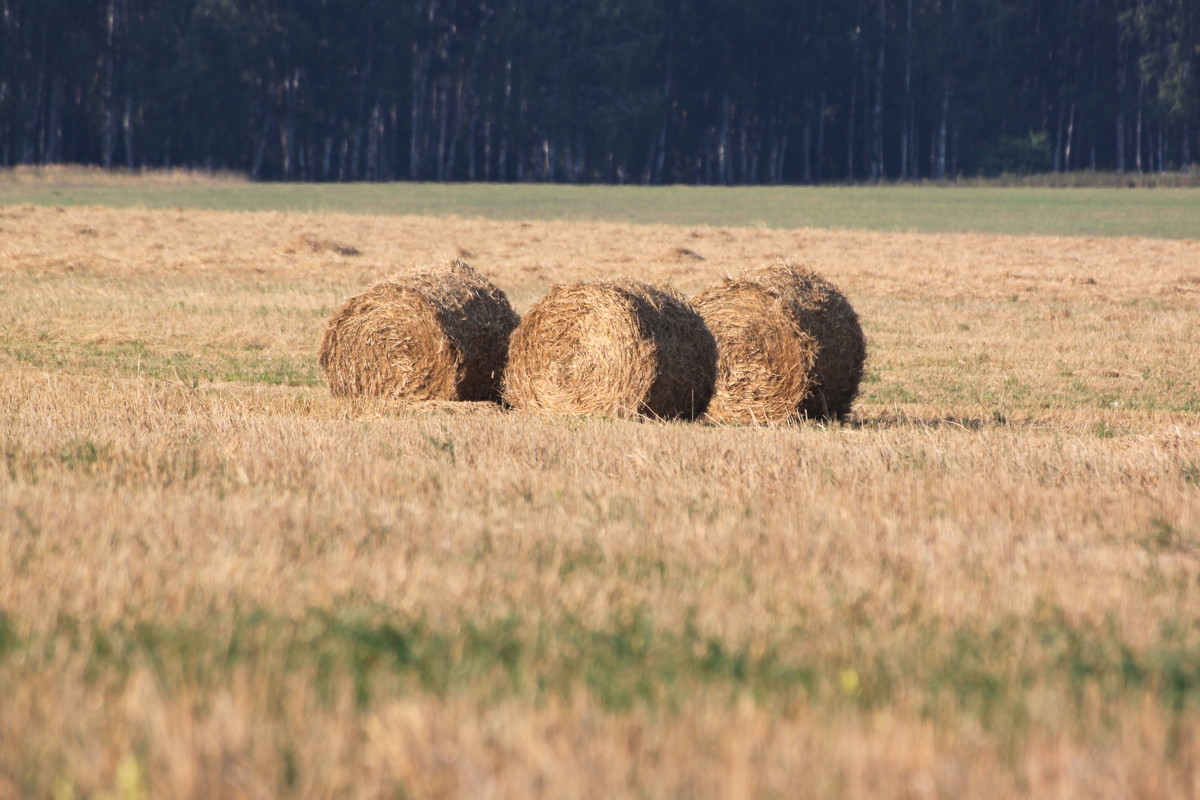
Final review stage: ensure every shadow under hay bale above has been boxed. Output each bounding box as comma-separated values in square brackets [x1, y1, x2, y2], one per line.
[318, 259, 519, 403]
[503, 279, 717, 420]
[693, 262, 866, 422]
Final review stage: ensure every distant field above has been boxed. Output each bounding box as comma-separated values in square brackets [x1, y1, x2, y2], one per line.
[2, 201, 1199, 798]
[3, 166, 1200, 238]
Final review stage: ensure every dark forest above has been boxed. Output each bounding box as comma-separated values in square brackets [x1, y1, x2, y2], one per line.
[1, 0, 1197, 183]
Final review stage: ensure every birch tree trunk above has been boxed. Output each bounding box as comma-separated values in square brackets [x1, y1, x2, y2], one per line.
[900, 0, 913, 178]
[102, 0, 117, 168]
[870, 0, 886, 182]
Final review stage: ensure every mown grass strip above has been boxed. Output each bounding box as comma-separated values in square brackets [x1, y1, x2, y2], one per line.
[3, 181, 1200, 238]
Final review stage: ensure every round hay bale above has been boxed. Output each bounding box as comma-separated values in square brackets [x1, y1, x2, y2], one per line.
[318, 259, 519, 403]
[503, 279, 717, 420]
[693, 262, 866, 422]
[691, 279, 818, 424]
[745, 263, 866, 419]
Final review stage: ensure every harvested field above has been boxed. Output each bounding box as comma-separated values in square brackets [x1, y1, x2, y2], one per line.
[2, 202, 1200, 799]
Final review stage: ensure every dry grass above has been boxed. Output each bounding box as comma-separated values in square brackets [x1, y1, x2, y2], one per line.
[0, 164, 247, 186]
[2, 203, 1200, 798]
[503, 279, 715, 419]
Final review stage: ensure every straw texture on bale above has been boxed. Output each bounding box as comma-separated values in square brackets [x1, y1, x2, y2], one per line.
[691, 280, 818, 424]
[503, 279, 717, 420]
[693, 262, 866, 422]
[318, 259, 519, 403]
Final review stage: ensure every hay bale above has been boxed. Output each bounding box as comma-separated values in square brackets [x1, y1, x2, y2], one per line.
[318, 259, 519, 402]
[746, 263, 866, 419]
[503, 279, 717, 419]
[693, 262, 866, 422]
[691, 279, 817, 424]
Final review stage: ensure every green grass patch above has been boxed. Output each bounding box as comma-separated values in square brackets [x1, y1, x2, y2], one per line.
[5, 604, 1200, 727]
[3, 435, 227, 489]
[57, 438, 110, 470]
[1184, 463, 1200, 486]
[865, 381, 919, 404]
[3, 181, 1200, 238]
[4, 340, 320, 386]
[1141, 518, 1200, 555]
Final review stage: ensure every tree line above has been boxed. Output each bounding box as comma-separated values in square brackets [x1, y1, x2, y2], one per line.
[1, 0, 1197, 183]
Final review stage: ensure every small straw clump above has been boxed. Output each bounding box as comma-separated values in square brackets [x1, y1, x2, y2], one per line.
[318, 259, 519, 403]
[294, 232, 360, 256]
[503, 279, 717, 420]
[693, 261, 866, 422]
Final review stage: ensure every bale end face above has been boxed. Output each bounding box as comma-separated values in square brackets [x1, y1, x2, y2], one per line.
[318, 259, 518, 403]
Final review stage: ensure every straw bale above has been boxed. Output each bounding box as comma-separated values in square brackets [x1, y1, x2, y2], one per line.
[318, 259, 518, 402]
[746, 262, 866, 419]
[503, 279, 717, 420]
[693, 262, 866, 422]
[691, 280, 817, 424]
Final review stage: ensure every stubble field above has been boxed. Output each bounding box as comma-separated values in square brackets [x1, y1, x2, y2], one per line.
[2, 196, 1200, 798]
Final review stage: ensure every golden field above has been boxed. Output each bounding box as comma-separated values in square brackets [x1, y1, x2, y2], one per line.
[2, 202, 1200, 798]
